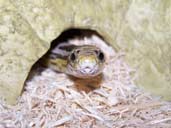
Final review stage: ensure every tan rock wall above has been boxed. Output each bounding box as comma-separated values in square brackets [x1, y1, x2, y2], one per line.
[0, 0, 170, 104]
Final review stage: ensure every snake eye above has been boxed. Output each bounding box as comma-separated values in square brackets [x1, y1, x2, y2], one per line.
[98, 52, 105, 61]
[94, 50, 105, 61]
[70, 52, 76, 61]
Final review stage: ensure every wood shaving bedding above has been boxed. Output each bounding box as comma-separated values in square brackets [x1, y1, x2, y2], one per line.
[0, 37, 171, 128]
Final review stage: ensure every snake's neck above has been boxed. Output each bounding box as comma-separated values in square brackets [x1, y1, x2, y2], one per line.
[43, 41, 105, 78]
[44, 42, 75, 73]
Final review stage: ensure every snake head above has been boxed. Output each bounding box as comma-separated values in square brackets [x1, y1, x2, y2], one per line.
[67, 45, 105, 78]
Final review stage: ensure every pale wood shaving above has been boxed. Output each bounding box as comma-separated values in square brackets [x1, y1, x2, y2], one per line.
[0, 37, 171, 128]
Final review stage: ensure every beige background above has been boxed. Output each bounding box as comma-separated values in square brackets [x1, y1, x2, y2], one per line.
[0, 0, 171, 104]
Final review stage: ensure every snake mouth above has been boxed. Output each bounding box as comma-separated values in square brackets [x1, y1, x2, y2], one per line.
[80, 67, 95, 74]
[78, 65, 101, 76]
[66, 45, 105, 78]
[67, 64, 102, 78]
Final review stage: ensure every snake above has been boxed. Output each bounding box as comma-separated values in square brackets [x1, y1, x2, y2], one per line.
[43, 37, 106, 79]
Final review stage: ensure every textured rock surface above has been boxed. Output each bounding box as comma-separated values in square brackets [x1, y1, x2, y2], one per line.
[116, 0, 171, 100]
[0, 0, 47, 104]
[0, 0, 171, 104]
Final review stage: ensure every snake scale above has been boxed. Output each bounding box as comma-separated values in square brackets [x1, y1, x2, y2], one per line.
[42, 29, 106, 79]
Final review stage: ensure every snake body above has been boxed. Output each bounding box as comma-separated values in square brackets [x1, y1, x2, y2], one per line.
[44, 38, 105, 79]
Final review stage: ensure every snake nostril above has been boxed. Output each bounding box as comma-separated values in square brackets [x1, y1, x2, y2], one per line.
[94, 50, 99, 55]
[76, 49, 80, 54]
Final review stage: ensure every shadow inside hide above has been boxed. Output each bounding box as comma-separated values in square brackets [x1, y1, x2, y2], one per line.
[68, 74, 104, 93]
